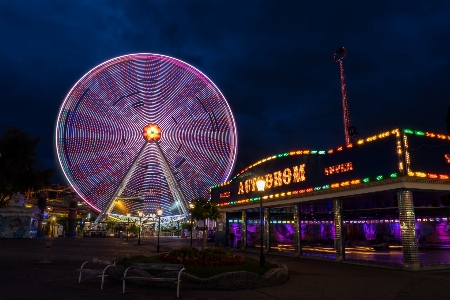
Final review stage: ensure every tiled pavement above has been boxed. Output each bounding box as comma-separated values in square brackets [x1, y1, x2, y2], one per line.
[2, 237, 450, 299]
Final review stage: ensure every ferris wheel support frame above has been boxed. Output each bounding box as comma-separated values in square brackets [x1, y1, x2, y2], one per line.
[155, 143, 189, 216]
[94, 142, 148, 224]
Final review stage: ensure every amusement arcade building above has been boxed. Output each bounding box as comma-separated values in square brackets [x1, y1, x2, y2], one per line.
[211, 128, 450, 270]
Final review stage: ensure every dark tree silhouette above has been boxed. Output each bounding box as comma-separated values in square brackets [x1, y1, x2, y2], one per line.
[0, 127, 55, 207]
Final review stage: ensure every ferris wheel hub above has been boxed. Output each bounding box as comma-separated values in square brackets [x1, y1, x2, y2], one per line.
[143, 123, 162, 142]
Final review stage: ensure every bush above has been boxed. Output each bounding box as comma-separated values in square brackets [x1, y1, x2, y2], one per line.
[168, 246, 199, 259]
[181, 223, 193, 231]
[160, 246, 244, 267]
[202, 247, 231, 260]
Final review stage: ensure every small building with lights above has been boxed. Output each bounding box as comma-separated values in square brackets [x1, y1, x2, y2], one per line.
[0, 194, 40, 238]
[24, 185, 89, 237]
[211, 128, 450, 270]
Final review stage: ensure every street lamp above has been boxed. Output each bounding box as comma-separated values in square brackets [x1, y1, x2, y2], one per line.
[157, 207, 163, 252]
[138, 211, 143, 245]
[189, 202, 194, 247]
[51, 215, 56, 238]
[256, 176, 266, 267]
[126, 213, 130, 241]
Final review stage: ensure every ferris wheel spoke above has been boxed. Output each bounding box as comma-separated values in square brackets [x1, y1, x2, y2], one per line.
[112, 90, 141, 106]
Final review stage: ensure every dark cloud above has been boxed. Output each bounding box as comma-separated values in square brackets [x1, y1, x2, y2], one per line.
[1, 0, 450, 183]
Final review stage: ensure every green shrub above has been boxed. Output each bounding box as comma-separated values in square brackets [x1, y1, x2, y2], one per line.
[162, 246, 244, 266]
[181, 223, 193, 231]
[202, 247, 232, 260]
[169, 246, 199, 258]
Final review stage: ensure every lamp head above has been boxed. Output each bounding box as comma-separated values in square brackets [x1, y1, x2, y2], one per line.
[138, 211, 143, 217]
[189, 203, 194, 209]
[256, 176, 266, 191]
[157, 207, 163, 216]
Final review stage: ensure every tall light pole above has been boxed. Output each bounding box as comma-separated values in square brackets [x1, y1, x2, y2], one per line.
[138, 211, 143, 245]
[189, 202, 194, 247]
[256, 176, 266, 267]
[334, 47, 357, 144]
[157, 207, 163, 252]
[126, 213, 130, 241]
[51, 215, 56, 238]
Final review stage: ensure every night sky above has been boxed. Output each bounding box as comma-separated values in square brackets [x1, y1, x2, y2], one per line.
[1, 1, 450, 185]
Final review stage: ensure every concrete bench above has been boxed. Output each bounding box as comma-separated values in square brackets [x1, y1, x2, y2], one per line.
[78, 258, 116, 290]
[122, 263, 185, 298]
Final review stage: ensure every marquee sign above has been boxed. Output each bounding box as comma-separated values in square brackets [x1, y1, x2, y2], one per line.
[238, 164, 305, 194]
[406, 130, 450, 175]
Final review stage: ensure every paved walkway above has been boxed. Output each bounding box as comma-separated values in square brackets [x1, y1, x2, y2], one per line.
[1, 237, 450, 299]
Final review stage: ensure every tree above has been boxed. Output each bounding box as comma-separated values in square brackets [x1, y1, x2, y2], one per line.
[189, 197, 221, 249]
[106, 219, 117, 232]
[0, 127, 55, 207]
[128, 223, 139, 235]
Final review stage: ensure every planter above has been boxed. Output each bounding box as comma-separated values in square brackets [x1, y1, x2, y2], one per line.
[108, 258, 288, 290]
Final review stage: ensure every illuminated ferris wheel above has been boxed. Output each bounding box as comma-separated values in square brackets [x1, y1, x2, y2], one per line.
[55, 53, 237, 222]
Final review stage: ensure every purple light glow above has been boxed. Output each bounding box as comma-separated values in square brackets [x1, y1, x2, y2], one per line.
[417, 220, 450, 244]
[270, 224, 295, 245]
[228, 222, 242, 248]
[301, 223, 335, 242]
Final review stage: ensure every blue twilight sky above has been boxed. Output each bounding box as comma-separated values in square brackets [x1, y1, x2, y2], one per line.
[1, 0, 450, 184]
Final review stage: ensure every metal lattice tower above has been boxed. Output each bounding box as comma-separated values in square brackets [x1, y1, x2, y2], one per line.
[334, 47, 357, 144]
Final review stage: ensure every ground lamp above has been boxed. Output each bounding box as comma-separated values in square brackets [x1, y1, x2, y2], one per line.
[189, 202, 194, 247]
[157, 207, 163, 252]
[256, 176, 266, 267]
[138, 211, 143, 245]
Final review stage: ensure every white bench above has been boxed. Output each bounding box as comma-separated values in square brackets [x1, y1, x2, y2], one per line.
[122, 263, 185, 298]
[78, 258, 116, 290]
